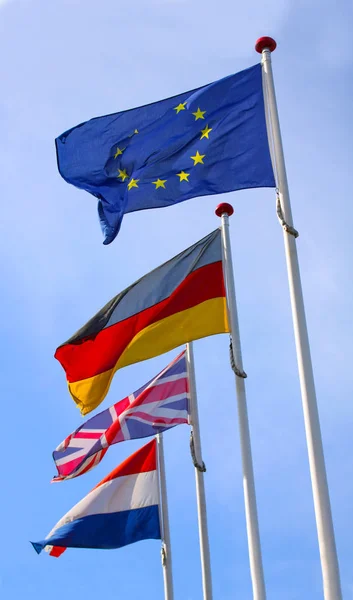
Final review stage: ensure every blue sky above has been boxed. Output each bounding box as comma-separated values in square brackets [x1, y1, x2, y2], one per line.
[1, 0, 353, 598]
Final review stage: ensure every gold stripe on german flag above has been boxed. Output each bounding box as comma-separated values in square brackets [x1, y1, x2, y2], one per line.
[55, 229, 229, 415]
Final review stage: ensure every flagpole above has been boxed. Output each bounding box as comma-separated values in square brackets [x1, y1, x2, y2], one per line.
[255, 36, 342, 600]
[156, 433, 174, 600]
[186, 342, 213, 600]
[215, 204, 266, 600]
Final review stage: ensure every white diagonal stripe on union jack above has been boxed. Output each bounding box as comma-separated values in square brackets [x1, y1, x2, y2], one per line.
[52, 350, 189, 482]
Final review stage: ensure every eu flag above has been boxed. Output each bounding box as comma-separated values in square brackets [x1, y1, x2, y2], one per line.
[56, 63, 275, 244]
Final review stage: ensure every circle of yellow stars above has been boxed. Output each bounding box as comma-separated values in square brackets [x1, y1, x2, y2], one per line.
[113, 107, 212, 191]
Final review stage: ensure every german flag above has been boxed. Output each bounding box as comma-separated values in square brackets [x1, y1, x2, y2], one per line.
[55, 229, 229, 415]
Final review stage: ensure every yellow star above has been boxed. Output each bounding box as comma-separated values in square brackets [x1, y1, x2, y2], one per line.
[177, 171, 190, 182]
[192, 107, 206, 121]
[190, 151, 205, 166]
[200, 125, 212, 140]
[117, 168, 129, 182]
[129, 129, 139, 137]
[174, 102, 187, 114]
[152, 178, 167, 189]
[127, 178, 139, 190]
[114, 147, 125, 159]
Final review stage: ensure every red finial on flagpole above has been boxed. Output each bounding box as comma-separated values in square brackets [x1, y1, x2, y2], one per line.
[255, 36, 277, 53]
[215, 202, 234, 217]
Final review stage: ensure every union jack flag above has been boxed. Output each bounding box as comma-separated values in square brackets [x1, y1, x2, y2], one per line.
[52, 351, 189, 482]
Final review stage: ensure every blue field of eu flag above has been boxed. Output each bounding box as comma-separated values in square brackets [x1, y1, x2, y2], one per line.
[56, 63, 275, 244]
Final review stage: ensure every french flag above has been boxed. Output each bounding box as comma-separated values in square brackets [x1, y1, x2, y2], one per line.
[32, 439, 160, 557]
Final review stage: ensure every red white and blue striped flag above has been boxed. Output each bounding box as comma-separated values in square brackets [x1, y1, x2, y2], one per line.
[33, 440, 160, 557]
[52, 351, 189, 482]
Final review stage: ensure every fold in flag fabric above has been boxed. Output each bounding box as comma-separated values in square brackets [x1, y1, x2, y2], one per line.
[32, 439, 160, 557]
[52, 351, 189, 482]
[55, 228, 229, 415]
[56, 63, 275, 244]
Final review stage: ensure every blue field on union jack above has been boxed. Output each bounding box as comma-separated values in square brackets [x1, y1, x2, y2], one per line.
[52, 351, 189, 481]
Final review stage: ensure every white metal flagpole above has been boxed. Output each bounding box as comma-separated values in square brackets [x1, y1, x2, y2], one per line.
[215, 203, 266, 600]
[255, 36, 342, 600]
[186, 342, 213, 600]
[156, 433, 174, 600]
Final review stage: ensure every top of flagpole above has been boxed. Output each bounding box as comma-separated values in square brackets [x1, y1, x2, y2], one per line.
[255, 36, 277, 53]
[215, 202, 234, 217]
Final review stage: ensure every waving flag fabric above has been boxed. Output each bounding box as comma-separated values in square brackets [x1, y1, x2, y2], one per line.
[56, 63, 275, 244]
[32, 439, 160, 557]
[52, 351, 189, 482]
[55, 229, 229, 415]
